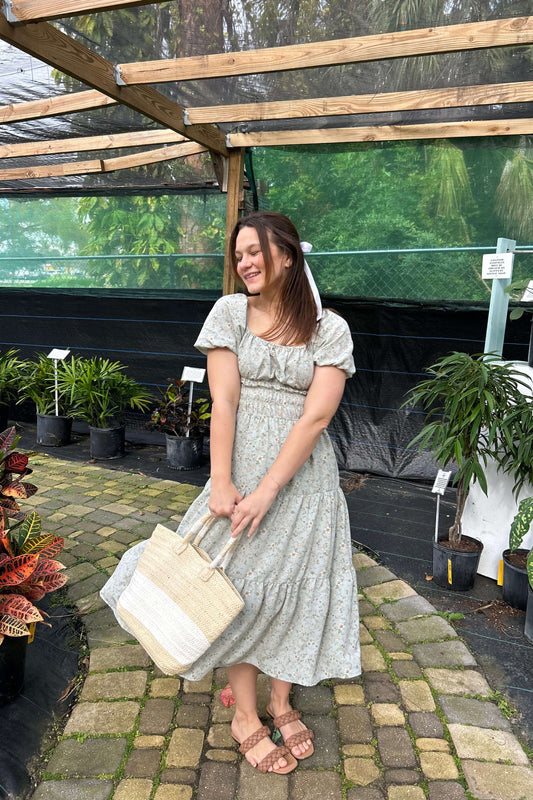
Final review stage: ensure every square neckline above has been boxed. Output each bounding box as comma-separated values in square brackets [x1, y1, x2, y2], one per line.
[244, 295, 311, 350]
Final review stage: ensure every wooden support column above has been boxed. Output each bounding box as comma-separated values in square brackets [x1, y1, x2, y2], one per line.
[223, 149, 245, 296]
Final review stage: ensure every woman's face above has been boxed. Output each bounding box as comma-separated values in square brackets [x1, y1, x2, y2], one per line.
[235, 226, 290, 295]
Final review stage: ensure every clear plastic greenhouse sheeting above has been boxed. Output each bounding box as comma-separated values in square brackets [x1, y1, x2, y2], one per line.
[0, 1, 533, 191]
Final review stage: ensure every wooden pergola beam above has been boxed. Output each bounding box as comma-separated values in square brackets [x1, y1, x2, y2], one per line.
[223, 149, 244, 295]
[0, 140, 207, 180]
[2, 0, 167, 23]
[227, 118, 533, 147]
[0, 129, 186, 158]
[0, 11, 227, 155]
[186, 80, 533, 125]
[0, 89, 116, 124]
[116, 16, 533, 84]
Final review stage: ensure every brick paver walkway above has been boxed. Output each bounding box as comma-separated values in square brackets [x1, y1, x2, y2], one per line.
[24, 454, 533, 800]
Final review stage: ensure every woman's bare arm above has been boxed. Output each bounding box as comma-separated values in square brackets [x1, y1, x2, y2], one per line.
[230, 364, 346, 537]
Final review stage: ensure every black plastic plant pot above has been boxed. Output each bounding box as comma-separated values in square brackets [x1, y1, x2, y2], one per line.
[36, 413, 72, 447]
[502, 549, 529, 611]
[89, 425, 126, 460]
[0, 635, 27, 706]
[166, 433, 203, 470]
[432, 535, 483, 592]
[525, 586, 533, 644]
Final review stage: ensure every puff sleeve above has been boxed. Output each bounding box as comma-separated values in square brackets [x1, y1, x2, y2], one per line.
[194, 294, 246, 355]
[313, 309, 355, 378]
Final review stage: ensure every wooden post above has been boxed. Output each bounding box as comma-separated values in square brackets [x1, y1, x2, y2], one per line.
[223, 148, 245, 296]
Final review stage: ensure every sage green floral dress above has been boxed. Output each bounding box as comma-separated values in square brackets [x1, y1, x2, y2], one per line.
[178, 293, 360, 686]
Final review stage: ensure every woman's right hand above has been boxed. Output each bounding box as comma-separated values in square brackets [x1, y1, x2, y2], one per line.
[208, 480, 243, 518]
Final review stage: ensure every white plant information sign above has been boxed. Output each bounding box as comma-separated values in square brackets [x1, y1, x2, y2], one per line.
[481, 252, 514, 280]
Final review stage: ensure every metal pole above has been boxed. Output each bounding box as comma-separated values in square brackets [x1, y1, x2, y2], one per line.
[186, 381, 194, 438]
[54, 359, 59, 416]
[484, 237, 516, 357]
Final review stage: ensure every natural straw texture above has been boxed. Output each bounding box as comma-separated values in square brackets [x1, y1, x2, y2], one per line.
[116, 515, 244, 674]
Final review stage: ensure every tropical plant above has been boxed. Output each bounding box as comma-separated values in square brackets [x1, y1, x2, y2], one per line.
[405, 351, 533, 548]
[18, 353, 74, 416]
[0, 427, 67, 643]
[148, 379, 210, 438]
[0, 348, 25, 407]
[508, 497, 533, 592]
[58, 356, 153, 429]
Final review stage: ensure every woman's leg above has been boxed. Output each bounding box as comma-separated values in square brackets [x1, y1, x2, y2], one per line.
[269, 677, 314, 758]
[228, 663, 289, 771]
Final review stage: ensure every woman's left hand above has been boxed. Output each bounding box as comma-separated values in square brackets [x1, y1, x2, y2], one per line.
[230, 483, 278, 538]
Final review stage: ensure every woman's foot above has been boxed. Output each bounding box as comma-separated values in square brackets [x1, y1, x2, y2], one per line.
[231, 715, 297, 774]
[266, 702, 314, 759]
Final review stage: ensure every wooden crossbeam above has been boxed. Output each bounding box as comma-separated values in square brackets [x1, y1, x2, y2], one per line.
[0, 12, 227, 155]
[227, 118, 533, 147]
[2, 0, 167, 24]
[0, 89, 116, 124]
[0, 129, 186, 158]
[117, 16, 533, 84]
[0, 140, 207, 180]
[186, 80, 533, 125]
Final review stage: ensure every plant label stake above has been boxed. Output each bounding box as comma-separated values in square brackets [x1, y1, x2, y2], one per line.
[432, 470, 452, 543]
[47, 348, 70, 417]
[181, 366, 206, 438]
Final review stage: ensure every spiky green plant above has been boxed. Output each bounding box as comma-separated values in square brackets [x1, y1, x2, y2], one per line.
[405, 352, 533, 547]
[58, 356, 153, 428]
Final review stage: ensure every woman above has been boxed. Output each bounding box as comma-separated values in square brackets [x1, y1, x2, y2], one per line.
[179, 211, 360, 774]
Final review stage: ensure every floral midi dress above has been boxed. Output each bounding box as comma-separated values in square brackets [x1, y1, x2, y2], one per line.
[177, 293, 360, 685]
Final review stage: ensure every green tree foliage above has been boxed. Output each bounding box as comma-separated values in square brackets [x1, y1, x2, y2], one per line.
[76, 194, 225, 289]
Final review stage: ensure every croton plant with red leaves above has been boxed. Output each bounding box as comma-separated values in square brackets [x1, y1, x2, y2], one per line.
[0, 427, 67, 643]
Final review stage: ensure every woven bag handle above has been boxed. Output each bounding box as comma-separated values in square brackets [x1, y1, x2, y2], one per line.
[180, 512, 241, 575]
[181, 512, 215, 545]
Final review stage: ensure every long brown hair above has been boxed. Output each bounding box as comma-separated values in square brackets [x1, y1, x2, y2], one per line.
[230, 211, 318, 345]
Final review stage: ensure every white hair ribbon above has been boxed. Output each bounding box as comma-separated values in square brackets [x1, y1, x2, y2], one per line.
[300, 241, 323, 321]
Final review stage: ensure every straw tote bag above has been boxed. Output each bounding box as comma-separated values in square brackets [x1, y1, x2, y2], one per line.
[116, 513, 244, 675]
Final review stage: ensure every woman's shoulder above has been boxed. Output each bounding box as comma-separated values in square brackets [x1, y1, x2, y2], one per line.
[317, 308, 351, 339]
[212, 292, 248, 316]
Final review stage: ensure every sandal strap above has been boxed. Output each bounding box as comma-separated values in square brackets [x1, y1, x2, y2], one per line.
[284, 728, 315, 750]
[238, 725, 271, 755]
[272, 709, 300, 728]
[256, 744, 292, 774]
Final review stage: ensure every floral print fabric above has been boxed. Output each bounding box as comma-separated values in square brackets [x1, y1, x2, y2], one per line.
[178, 293, 360, 685]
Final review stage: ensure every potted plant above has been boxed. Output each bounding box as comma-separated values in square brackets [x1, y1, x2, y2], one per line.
[18, 353, 75, 447]
[503, 497, 533, 611]
[59, 356, 152, 459]
[405, 351, 532, 591]
[0, 427, 68, 704]
[526, 545, 533, 643]
[0, 349, 25, 430]
[148, 378, 210, 470]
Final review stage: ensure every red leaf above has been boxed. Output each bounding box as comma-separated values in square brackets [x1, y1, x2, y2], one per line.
[0, 497, 20, 512]
[13, 582, 46, 602]
[0, 533, 14, 557]
[40, 573, 68, 592]
[0, 428, 17, 453]
[2, 482, 27, 499]
[0, 554, 38, 587]
[21, 483, 38, 498]
[0, 594, 42, 622]
[0, 613, 28, 637]
[32, 559, 65, 577]
[2, 453, 28, 473]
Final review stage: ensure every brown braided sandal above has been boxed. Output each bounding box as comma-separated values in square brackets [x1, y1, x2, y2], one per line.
[267, 708, 315, 760]
[233, 725, 298, 774]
